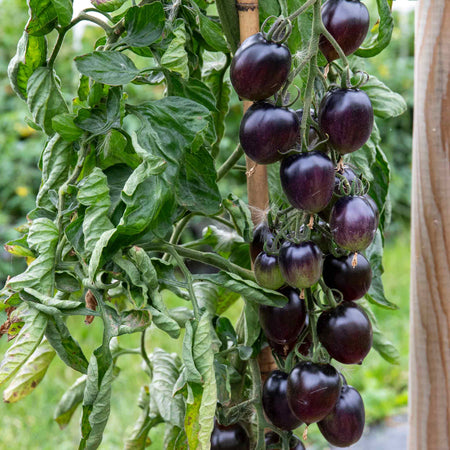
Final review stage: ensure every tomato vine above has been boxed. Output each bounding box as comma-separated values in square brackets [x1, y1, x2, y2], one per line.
[1, 0, 406, 449]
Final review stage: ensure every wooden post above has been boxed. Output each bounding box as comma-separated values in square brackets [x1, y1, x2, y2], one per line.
[236, 0, 276, 380]
[409, 1, 450, 448]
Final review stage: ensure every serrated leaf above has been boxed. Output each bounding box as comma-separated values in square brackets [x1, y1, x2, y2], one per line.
[3, 339, 55, 403]
[360, 75, 407, 119]
[7, 218, 59, 292]
[150, 349, 185, 428]
[52, 113, 83, 142]
[45, 316, 89, 373]
[91, 0, 127, 12]
[51, 0, 73, 27]
[26, 0, 58, 36]
[75, 51, 140, 86]
[78, 167, 114, 255]
[27, 67, 69, 134]
[54, 375, 87, 429]
[0, 305, 47, 387]
[121, 3, 165, 47]
[37, 135, 74, 210]
[160, 21, 189, 79]
[243, 300, 260, 346]
[194, 272, 287, 307]
[8, 32, 47, 100]
[372, 327, 400, 365]
[194, 280, 240, 316]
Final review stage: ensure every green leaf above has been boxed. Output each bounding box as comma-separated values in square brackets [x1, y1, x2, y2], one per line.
[7, 219, 59, 292]
[355, 0, 394, 58]
[52, 113, 84, 142]
[222, 194, 254, 242]
[346, 124, 379, 180]
[176, 146, 221, 215]
[121, 3, 165, 47]
[45, 316, 89, 373]
[0, 305, 47, 387]
[190, 5, 228, 53]
[75, 51, 140, 85]
[37, 135, 74, 209]
[55, 271, 82, 292]
[79, 351, 114, 449]
[372, 326, 400, 365]
[194, 280, 240, 316]
[150, 349, 185, 428]
[91, 0, 127, 12]
[51, 0, 73, 27]
[160, 21, 189, 79]
[3, 339, 55, 403]
[243, 300, 260, 346]
[360, 75, 407, 119]
[78, 167, 114, 255]
[215, 0, 240, 52]
[75, 86, 122, 136]
[182, 321, 203, 384]
[204, 67, 231, 151]
[8, 32, 47, 100]
[27, 67, 69, 134]
[54, 375, 87, 429]
[148, 293, 181, 339]
[369, 146, 391, 232]
[364, 231, 398, 310]
[26, 0, 58, 36]
[194, 272, 287, 307]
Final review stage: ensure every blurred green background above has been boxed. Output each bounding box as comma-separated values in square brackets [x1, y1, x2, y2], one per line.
[0, 0, 413, 448]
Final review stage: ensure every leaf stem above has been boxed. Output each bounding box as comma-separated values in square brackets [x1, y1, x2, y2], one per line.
[140, 329, 152, 373]
[217, 144, 244, 181]
[305, 288, 320, 362]
[286, 0, 317, 22]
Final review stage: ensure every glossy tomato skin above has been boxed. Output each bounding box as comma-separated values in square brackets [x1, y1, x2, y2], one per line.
[262, 371, 303, 430]
[265, 431, 306, 449]
[259, 287, 306, 345]
[317, 302, 373, 364]
[318, 385, 365, 447]
[211, 421, 250, 450]
[254, 252, 285, 290]
[268, 316, 311, 358]
[280, 151, 335, 213]
[330, 196, 377, 252]
[287, 361, 341, 424]
[230, 32, 291, 101]
[322, 253, 372, 301]
[319, 166, 362, 222]
[319, 0, 370, 62]
[319, 89, 373, 154]
[364, 194, 379, 229]
[250, 222, 274, 262]
[279, 241, 324, 289]
[240, 102, 300, 164]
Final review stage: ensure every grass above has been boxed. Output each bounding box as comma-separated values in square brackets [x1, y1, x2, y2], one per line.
[0, 231, 410, 448]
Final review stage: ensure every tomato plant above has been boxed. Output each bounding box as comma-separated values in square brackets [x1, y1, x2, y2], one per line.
[0, 0, 406, 448]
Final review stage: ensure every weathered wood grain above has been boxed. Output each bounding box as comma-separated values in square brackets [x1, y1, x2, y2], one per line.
[409, 1, 450, 449]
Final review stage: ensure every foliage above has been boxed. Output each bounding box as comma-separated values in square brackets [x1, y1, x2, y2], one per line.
[0, 0, 408, 449]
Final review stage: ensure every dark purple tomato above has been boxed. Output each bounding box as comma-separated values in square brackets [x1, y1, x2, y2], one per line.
[268, 317, 311, 358]
[318, 89, 374, 154]
[240, 102, 300, 165]
[211, 421, 250, 450]
[287, 361, 341, 424]
[254, 252, 285, 290]
[279, 241, 324, 289]
[262, 371, 303, 430]
[319, 166, 362, 222]
[322, 253, 372, 301]
[280, 151, 335, 213]
[330, 196, 377, 252]
[230, 32, 291, 101]
[318, 385, 365, 447]
[319, 0, 370, 62]
[259, 287, 306, 345]
[364, 194, 379, 229]
[250, 222, 274, 262]
[317, 302, 373, 364]
[265, 431, 305, 449]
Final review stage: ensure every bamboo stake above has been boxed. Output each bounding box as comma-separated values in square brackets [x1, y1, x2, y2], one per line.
[236, 0, 276, 381]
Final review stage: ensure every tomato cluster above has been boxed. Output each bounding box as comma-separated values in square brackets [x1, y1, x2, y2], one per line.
[225, 0, 377, 448]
